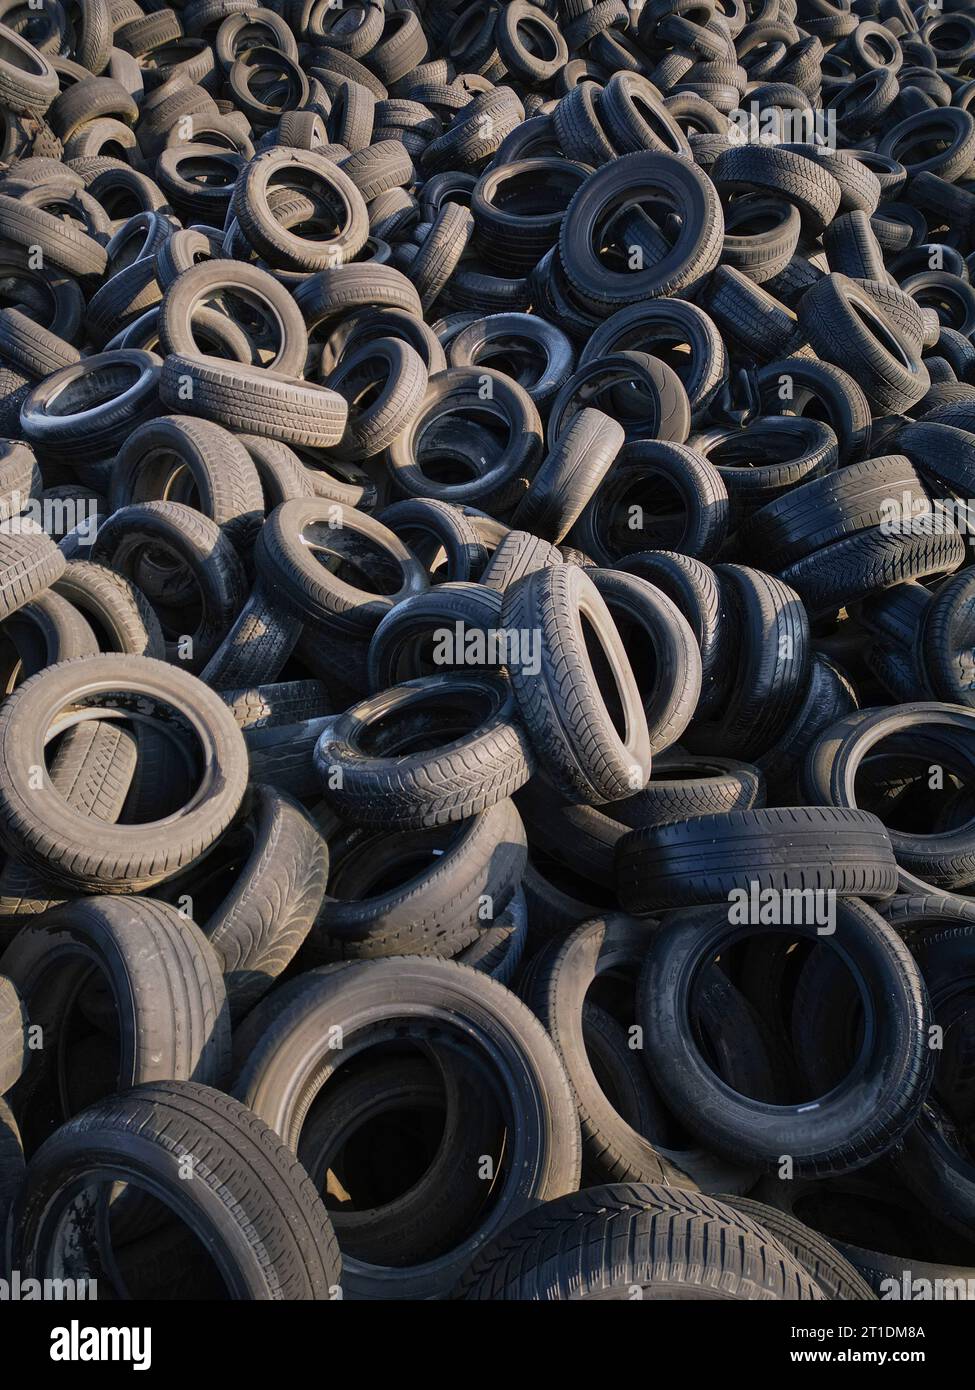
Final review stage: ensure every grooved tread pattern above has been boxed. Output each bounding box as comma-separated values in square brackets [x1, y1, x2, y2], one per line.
[616, 805, 898, 912]
[19, 1081, 342, 1298]
[459, 1183, 824, 1300]
[161, 352, 348, 448]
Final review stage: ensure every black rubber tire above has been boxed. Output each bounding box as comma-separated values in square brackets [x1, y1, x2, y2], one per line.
[325, 333, 428, 461]
[456, 887, 527, 986]
[85, 256, 166, 351]
[834, 1241, 975, 1300]
[712, 142, 841, 236]
[638, 897, 933, 1175]
[420, 90, 523, 175]
[294, 262, 422, 331]
[686, 564, 809, 759]
[580, 298, 728, 424]
[692, 416, 838, 522]
[0, 307, 80, 378]
[525, 913, 757, 1193]
[608, 752, 765, 829]
[897, 418, 975, 506]
[0, 362, 32, 439]
[159, 259, 309, 376]
[882, 921, 975, 1238]
[615, 550, 729, 719]
[153, 227, 217, 292]
[52, 559, 165, 658]
[340, 139, 413, 200]
[823, 208, 890, 281]
[366, 9, 428, 86]
[313, 672, 535, 827]
[757, 652, 859, 795]
[779, 521, 966, 620]
[723, 1196, 878, 1300]
[0, 712, 138, 929]
[802, 703, 975, 890]
[0, 896, 229, 1142]
[199, 582, 302, 691]
[365, 581, 504, 690]
[479, 530, 563, 592]
[520, 851, 604, 943]
[405, 201, 474, 312]
[573, 438, 729, 565]
[510, 410, 624, 544]
[791, 148, 884, 220]
[242, 713, 336, 799]
[502, 562, 653, 805]
[601, 70, 691, 156]
[702, 266, 806, 365]
[311, 45, 388, 100]
[558, 150, 724, 311]
[459, 1183, 823, 1301]
[0, 191, 107, 278]
[92, 499, 247, 671]
[20, 350, 162, 465]
[548, 351, 692, 447]
[752, 357, 873, 463]
[799, 273, 931, 415]
[922, 570, 975, 707]
[742, 453, 929, 570]
[295, 1045, 503, 1270]
[447, 310, 575, 410]
[385, 366, 543, 508]
[111, 414, 265, 553]
[0, 589, 99, 686]
[0, 242, 81, 343]
[160, 783, 328, 1019]
[218, 680, 332, 731]
[377, 498, 488, 583]
[236, 955, 580, 1299]
[722, 188, 802, 286]
[878, 106, 975, 183]
[240, 434, 316, 508]
[308, 794, 526, 962]
[0, 28, 59, 114]
[160, 352, 349, 449]
[552, 78, 619, 167]
[235, 147, 369, 272]
[495, 1, 567, 82]
[515, 774, 625, 891]
[616, 804, 898, 913]
[590, 567, 702, 756]
[471, 157, 588, 275]
[0, 440, 40, 521]
[0, 653, 248, 893]
[0, 525, 65, 625]
[8, 1081, 342, 1299]
[275, 107, 328, 151]
[255, 497, 427, 635]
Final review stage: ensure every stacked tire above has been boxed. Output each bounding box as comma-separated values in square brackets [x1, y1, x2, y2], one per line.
[0, 0, 972, 1302]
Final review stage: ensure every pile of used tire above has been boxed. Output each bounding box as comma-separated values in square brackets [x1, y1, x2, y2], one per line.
[0, 0, 974, 1305]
